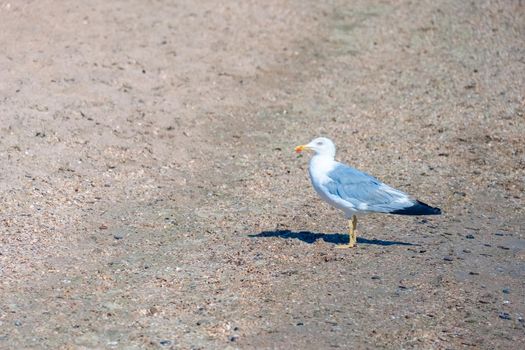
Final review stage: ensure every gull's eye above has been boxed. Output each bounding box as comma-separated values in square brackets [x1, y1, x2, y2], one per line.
[316, 141, 323, 146]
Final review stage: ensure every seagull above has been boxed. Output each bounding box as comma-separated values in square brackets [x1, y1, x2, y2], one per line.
[295, 137, 441, 248]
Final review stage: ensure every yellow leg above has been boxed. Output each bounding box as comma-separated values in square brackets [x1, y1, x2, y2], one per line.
[351, 215, 357, 246]
[337, 215, 358, 248]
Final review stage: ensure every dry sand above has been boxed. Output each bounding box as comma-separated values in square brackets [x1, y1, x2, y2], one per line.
[0, 0, 524, 349]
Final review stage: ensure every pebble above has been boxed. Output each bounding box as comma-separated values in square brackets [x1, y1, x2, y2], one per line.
[102, 302, 122, 311]
[229, 335, 239, 342]
[113, 234, 124, 240]
[463, 249, 471, 253]
[443, 256, 454, 262]
[465, 234, 475, 239]
[499, 312, 512, 320]
[14, 320, 22, 326]
[469, 271, 479, 275]
[502, 288, 510, 294]
[75, 333, 99, 346]
[160, 340, 172, 346]
[371, 276, 381, 280]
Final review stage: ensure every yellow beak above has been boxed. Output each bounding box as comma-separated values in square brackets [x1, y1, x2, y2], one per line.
[295, 145, 310, 153]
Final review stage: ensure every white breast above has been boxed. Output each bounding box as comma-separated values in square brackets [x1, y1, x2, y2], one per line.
[308, 155, 357, 215]
[308, 155, 335, 186]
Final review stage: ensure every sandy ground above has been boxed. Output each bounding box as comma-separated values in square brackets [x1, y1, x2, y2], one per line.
[1, 0, 524, 349]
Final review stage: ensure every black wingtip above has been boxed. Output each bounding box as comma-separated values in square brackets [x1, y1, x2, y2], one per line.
[390, 200, 442, 216]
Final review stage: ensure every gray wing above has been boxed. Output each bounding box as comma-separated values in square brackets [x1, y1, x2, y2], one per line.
[325, 163, 414, 213]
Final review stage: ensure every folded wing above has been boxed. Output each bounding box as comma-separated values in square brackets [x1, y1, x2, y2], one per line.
[325, 163, 420, 214]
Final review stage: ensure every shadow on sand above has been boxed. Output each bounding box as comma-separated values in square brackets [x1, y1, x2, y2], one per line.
[249, 230, 418, 246]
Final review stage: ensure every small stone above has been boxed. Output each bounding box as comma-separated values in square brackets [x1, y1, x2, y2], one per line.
[465, 234, 475, 239]
[229, 335, 239, 342]
[499, 312, 511, 320]
[443, 256, 453, 262]
[102, 302, 122, 311]
[147, 306, 158, 316]
[463, 249, 471, 253]
[469, 271, 479, 275]
[99, 224, 108, 230]
[502, 288, 510, 294]
[497, 245, 510, 250]
[113, 234, 124, 240]
[75, 333, 100, 346]
[371, 276, 381, 280]
[296, 322, 304, 326]
[14, 320, 22, 326]
[160, 340, 172, 346]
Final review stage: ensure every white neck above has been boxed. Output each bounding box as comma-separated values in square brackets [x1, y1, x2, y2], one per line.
[308, 154, 336, 184]
[311, 152, 335, 162]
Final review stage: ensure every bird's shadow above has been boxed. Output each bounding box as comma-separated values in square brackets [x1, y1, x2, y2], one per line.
[249, 230, 418, 246]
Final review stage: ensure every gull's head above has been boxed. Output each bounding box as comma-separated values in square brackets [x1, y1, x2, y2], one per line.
[295, 137, 336, 158]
